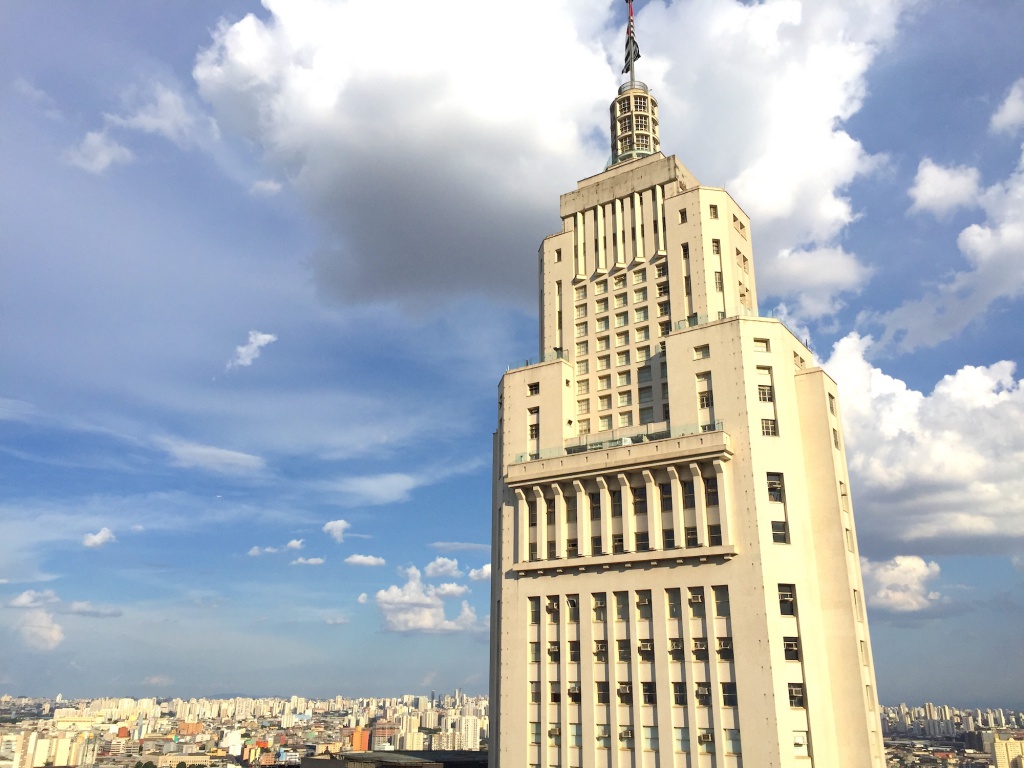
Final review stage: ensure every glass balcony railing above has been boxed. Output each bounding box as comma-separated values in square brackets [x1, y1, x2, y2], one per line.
[505, 349, 568, 372]
[513, 420, 724, 464]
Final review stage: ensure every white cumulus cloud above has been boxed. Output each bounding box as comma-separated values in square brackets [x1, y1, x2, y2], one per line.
[82, 527, 116, 548]
[991, 77, 1024, 135]
[286, 539, 304, 550]
[227, 330, 278, 369]
[323, 519, 351, 542]
[468, 564, 491, 581]
[191, 0, 908, 324]
[424, 556, 463, 579]
[374, 567, 479, 633]
[345, 554, 386, 567]
[824, 333, 1024, 551]
[861, 556, 944, 612]
[873, 147, 1024, 352]
[357, 592, 369, 604]
[434, 582, 469, 597]
[908, 157, 981, 216]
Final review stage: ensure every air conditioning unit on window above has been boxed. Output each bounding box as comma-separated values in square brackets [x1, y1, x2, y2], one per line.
[638, 640, 654, 652]
[617, 685, 632, 695]
[688, 594, 704, 603]
[566, 597, 578, 608]
[568, 685, 581, 695]
[547, 601, 559, 613]
[594, 597, 606, 608]
[669, 639, 684, 651]
[637, 597, 651, 606]
[698, 733, 714, 744]
[595, 641, 607, 652]
[718, 638, 733, 649]
[695, 684, 711, 695]
[693, 639, 708, 650]
[619, 729, 634, 740]
[793, 733, 807, 747]
[548, 727, 561, 737]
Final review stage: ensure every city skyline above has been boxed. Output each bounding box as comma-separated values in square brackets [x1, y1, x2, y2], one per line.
[2, 0, 1024, 705]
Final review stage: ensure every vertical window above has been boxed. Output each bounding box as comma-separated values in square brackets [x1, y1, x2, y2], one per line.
[635, 531, 650, 551]
[682, 481, 695, 508]
[705, 477, 719, 506]
[529, 597, 540, 623]
[642, 683, 657, 705]
[550, 681, 561, 703]
[715, 271, 724, 291]
[788, 683, 806, 708]
[590, 491, 601, 518]
[615, 592, 628, 621]
[643, 726, 659, 750]
[528, 423, 539, 439]
[593, 594, 606, 621]
[530, 722, 540, 744]
[689, 587, 705, 617]
[663, 528, 675, 548]
[712, 239, 721, 255]
[617, 639, 631, 662]
[675, 727, 690, 752]
[709, 204, 719, 219]
[612, 534, 625, 553]
[761, 418, 779, 436]
[725, 729, 742, 755]
[713, 585, 730, 617]
[567, 538, 579, 557]
[529, 641, 540, 663]
[829, 393, 836, 414]
[528, 382, 540, 395]
[659, 482, 672, 511]
[783, 637, 800, 661]
[772, 521, 789, 543]
[568, 640, 580, 661]
[833, 428, 841, 449]
[694, 345, 710, 359]
[546, 499, 555, 524]
[673, 682, 687, 706]
[754, 338, 770, 352]
[721, 682, 738, 706]
[667, 589, 682, 618]
[529, 681, 540, 703]
[567, 596, 579, 622]
[570, 723, 582, 747]
[684, 526, 699, 547]
[591, 535, 603, 556]
[529, 542, 538, 561]
[679, 209, 688, 224]
[717, 637, 734, 660]
[707, 524, 722, 546]
[767, 473, 785, 502]
[634, 486, 647, 514]
[547, 541, 556, 559]
[611, 491, 623, 517]
[779, 584, 796, 615]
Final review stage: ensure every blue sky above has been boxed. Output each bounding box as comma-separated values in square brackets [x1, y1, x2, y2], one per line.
[1, 0, 1023, 707]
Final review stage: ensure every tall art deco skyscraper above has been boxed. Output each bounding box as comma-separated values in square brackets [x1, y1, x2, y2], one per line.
[488, 6, 885, 768]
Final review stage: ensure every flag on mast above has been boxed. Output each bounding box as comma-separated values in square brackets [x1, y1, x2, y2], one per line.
[622, 1, 641, 75]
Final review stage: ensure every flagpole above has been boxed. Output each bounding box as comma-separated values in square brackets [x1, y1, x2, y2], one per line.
[628, 1, 635, 85]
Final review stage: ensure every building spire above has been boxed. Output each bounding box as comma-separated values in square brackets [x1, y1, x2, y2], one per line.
[609, 1, 659, 167]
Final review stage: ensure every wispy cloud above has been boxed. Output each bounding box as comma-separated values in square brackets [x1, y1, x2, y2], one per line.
[345, 554, 386, 567]
[64, 131, 134, 174]
[227, 330, 277, 369]
[291, 557, 325, 566]
[156, 437, 264, 474]
[430, 541, 490, 553]
[991, 77, 1024, 135]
